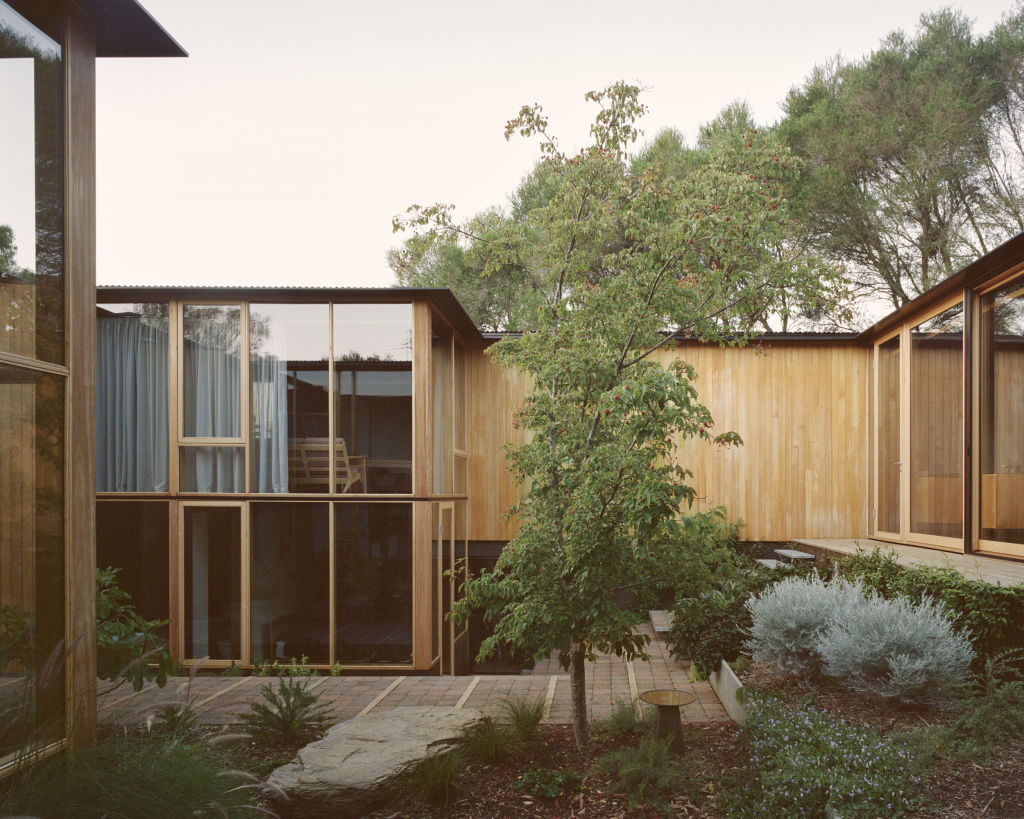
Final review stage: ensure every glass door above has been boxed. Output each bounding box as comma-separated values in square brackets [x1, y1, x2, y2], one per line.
[874, 333, 902, 537]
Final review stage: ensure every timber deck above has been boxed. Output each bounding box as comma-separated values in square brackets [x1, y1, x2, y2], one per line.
[795, 538, 1024, 587]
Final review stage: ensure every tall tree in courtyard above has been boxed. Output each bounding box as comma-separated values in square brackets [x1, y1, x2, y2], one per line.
[395, 83, 843, 750]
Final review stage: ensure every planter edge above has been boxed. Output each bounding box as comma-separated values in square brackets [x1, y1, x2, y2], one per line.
[708, 659, 746, 723]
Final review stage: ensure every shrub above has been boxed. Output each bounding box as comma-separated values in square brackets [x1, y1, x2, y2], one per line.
[511, 766, 582, 800]
[460, 716, 515, 762]
[402, 749, 462, 805]
[670, 578, 755, 676]
[593, 698, 648, 737]
[501, 696, 545, 744]
[937, 649, 1024, 758]
[238, 677, 332, 747]
[816, 592, 974, 703]
[596, 733, 695, 814]
[725, 693, 927, 818]
[744, 575, 865, 678]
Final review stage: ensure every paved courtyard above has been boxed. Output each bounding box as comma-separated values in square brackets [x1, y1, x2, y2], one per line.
[98, 624, 728, 729]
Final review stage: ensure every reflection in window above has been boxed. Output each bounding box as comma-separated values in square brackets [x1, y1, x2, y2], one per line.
[249, 304, 329, 493]
[0, 364, 65, 752]
[184, 506, 241, 660]
[334, 305, 412, 493]
[335, 503, 412, 664]
[183, 305, 240, 439]
[432, 328, 453, 494]
[251, 504, 329, 663]
[0, 5, 64, 365]
[96, 303, 169, 491]
[96, 502, 169, 627]
[910, 305, 963, 538]
[877, 335, 900, 533]
[980, 279, 1024, 545]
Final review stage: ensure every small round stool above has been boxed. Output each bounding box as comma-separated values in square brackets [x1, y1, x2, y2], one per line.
[639, 688, 696, 753]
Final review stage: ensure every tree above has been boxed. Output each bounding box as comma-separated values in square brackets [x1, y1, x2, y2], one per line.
[397, 82, 843, 750]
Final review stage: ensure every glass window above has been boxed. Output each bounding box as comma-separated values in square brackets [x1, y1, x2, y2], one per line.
[180, 446, 244, 492]
[333, 305, 412, 493]
[96, 501, 169, 627]
[249, 304, 330, 494]
[96, 303, 170, 492]
[184, 506, 241, 661]
[432, 326, 453, 494]
[876, 335, 901, 533]
[980, 278, 1024, 545]
[909, 304, 963, 538]
[0, 5, 63, 365]
[0, 363, 65, 752]
[334, 503, 412, 664]
[183, 305, 241, 439]
[251, 504, 329, 663]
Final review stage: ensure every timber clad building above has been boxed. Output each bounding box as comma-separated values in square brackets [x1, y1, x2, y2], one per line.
[91, 237, 1024, 676]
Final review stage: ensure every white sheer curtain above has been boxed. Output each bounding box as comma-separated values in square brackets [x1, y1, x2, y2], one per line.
[96, 316, 169, 491]
[251, 355, 289, 492]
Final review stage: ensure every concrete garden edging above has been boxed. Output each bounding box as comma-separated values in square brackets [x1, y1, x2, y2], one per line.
[708, 659, 746, 723]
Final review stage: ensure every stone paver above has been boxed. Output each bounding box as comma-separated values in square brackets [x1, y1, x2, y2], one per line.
[98, 624, 729, 728]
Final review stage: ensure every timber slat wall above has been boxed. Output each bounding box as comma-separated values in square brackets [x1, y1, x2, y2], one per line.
[465, 341, 871, 543]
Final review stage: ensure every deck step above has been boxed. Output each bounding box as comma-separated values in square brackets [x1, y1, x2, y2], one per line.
[755, 558, 783, 569]
[774, 548, 815, 562]
[649, 610, 671, 633]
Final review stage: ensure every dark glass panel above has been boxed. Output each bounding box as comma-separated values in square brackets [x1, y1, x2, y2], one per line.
[96, 303, 170, 492]
[96, 501, 169, 627]
[0, 5, 64, 365]
[980, 278, 1024, 545]
[183, 305, 241, 439]
[334, 503, 412, 664]
[432, 330, 453, 494]
[333, 305, 412, 494]
[909, 305, 963, 538]
[877, 335, 901, 533]
[184, 506, 241, 660]
[249, 304, 329, 494]
[251, 503, 329, 663]
[180, 446, 244, 492]
[0, 364, 64, 751]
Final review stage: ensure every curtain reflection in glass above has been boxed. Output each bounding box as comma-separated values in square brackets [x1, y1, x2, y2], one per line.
[183, 305, 240, 439]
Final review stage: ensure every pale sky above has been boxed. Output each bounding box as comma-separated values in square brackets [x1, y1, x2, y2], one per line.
[95, 0, 1016, 289]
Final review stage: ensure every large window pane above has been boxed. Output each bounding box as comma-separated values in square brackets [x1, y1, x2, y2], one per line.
[183, 305, 240, 439]
[96, 303, 169, 492]
[910, 305, 963, 538]
[334, 503, 412, 664]
[333, 305, 412, 493]
[96, 501, 169, 627]
[250, 304, 329, 494]
[251, 503, 329, 663]
[184, 506, 241, 660]
[0, 6, 63, 365]
[180, 446, 244, 492]
[0, 364, 64, 751]
[980, 278, 1024, 545]
[877, 335, 901, 533]
[432, 328, 453, 494]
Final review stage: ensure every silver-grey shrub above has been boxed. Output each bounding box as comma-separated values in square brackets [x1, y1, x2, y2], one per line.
[744, 575, 866, 678]
[816, 593, 974, 704]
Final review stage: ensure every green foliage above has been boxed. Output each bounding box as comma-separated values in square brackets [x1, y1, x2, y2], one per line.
[459, 716, 515, 763]
[222, 661, 244, 677]
[671, 578, 757, 677]
[511, 766, 582, 800]
[96, 567, 174, 692]
[252, 654, 316, 677]
[593, 699, 647, 737]
[596, 733, 695, 815]
[500, 696, 545, 744]
[726, 693, 927, 818]
[0, 732, 257, 817]
[840, 548, 1024, 658]
[402, 749, 463, 805]
[150, 702, 198, 739]
[238, 677, 332, 747]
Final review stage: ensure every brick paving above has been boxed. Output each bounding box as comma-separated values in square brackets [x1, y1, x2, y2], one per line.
[98, 624, 728, 729]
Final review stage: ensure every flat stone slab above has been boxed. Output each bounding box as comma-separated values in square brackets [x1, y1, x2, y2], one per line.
[266, 706, 484, 817]
[755, 558, 782, 569]
[774, 548, 815, 561]
[649, 609, 671, 633]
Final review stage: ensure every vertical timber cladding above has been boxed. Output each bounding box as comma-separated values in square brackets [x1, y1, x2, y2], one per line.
[464, 340, 871, 543]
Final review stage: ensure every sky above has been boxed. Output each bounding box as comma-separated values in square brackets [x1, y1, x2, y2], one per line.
[94, 0, 1016, 289]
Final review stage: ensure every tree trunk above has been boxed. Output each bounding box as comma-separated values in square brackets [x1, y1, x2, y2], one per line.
[569, 643, 592, 753]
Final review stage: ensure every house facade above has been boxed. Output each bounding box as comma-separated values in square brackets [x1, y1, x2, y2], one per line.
[0, 0, 182, 755]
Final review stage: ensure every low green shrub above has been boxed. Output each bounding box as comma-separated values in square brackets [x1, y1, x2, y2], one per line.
[593, 699, 648, 737]
[501, 696, 545, 744]
[670, 579, 754, 676]
[725, 693, 927, 818]
[238, 677, 332, 747]
[840, 548, 1024, 658]
[936, 649, 1024, 758]
[402, 749, 462, 805]
[512, 766, 582, 800]
[817, 592, 973, 703]
[460, 716, 516, 762]
[596, 733, 695, 815]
